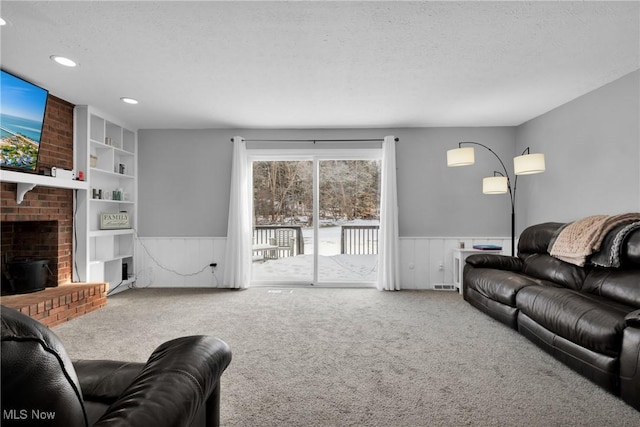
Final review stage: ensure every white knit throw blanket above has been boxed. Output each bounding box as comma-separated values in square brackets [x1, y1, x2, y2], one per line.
[549, 213, 640, 266]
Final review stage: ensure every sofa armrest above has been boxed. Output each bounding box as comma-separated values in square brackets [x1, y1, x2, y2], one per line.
[625, 309, 640, 328]
[73, 360, 145, 403]
[465, 254, 523, 272]
[93, 335, 232, 427]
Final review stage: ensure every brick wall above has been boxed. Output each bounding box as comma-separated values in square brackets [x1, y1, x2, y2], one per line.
[1, 95, 75, 286]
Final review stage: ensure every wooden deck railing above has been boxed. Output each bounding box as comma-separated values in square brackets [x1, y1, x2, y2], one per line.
[254, 225, 379, 256]
[253, 225, 304, 255]
[341, 225, 379, 255]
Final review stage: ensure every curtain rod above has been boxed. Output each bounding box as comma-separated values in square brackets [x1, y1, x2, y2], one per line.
[231, 137, 399, 143]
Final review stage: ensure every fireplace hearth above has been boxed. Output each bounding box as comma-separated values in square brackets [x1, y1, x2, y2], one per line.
[1, 282, 108, 327]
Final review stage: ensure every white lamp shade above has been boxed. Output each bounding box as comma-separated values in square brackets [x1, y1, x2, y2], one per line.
[482, 176, 508, 194]
[514, 153, 545, 175]
[447, 147, 475, 167]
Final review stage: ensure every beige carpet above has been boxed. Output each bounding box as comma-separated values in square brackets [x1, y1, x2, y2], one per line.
[53, 288, 640, 426]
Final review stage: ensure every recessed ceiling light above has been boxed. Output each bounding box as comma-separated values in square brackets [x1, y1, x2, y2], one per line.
[120, 97, 139, 105]
[50, 55, 77, 67]
[0, 18, 7, 26]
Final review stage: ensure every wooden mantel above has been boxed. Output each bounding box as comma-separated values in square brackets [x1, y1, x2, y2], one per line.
[0, 170, 89, 204]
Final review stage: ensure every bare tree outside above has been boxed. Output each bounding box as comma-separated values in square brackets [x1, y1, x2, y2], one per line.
[253, 160, 381, 226]
[320, 160, 381, 222]
[253, 160, 313, 225]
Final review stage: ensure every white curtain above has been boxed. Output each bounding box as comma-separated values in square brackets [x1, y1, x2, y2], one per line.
[223, 136, 251, 288]
[377, 135, 400, 291]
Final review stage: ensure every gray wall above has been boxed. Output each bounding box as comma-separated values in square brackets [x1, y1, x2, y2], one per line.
[138, 127, 516, 237]
[516, 70, 640, 230]
[138, 129, 234, 237]
[395, 127, 516, 237]
[138, 71, 639, 239]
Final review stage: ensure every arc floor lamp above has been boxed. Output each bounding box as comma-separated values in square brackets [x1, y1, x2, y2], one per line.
[447, 142, 546, 256]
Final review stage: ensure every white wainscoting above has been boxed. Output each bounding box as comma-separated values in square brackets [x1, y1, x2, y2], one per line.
[398, 237, 511, 290]
[134, 237, 227, 288]
[134, 236, 511, 289]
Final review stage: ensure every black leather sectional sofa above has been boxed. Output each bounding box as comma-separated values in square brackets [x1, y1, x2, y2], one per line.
[463, 220, 640, 410]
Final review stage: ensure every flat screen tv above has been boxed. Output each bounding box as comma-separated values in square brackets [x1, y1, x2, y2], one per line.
[0, 69, 49, 172]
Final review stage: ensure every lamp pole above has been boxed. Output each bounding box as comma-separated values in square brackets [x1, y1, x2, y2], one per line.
[457, 142, 518, 256]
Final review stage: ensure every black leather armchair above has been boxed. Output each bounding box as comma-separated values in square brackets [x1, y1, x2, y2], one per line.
[1, 306, 232, 427]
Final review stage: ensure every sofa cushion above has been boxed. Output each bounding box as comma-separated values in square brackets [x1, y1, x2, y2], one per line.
[582, 269, 640, 308]
[464, 268, 543, 307]
[522, 253, 587, 291]
[516, 286, 631, 357]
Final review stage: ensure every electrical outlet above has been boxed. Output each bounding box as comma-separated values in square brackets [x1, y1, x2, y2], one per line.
[438, 261, 444, 271]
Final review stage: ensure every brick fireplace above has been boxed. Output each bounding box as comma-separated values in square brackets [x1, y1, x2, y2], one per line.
[1, 95, 108, 325]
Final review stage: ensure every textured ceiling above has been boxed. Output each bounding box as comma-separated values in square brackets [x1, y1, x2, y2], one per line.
[1, 1, 639, 130]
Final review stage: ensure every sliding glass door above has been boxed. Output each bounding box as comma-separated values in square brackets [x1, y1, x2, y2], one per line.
[251, 159, 314, 284]
[317, 159, 380, 284]
[250, 150, 381, 286]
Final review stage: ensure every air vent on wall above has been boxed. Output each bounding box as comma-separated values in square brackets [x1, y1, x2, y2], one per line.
[434, 284, 457, 291]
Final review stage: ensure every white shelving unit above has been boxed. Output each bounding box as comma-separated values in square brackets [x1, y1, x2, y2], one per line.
[74, 106, 137, 291]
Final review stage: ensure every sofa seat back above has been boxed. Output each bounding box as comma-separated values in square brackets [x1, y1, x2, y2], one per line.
[582, 269, 640, 309]
[517, 222, 565, 256]
[1, 306, 88, 427]
[521, 253, 587, 291]
[517, 223, 588, 291]
[517, 222, 640, 298]
[625, 231, 640, 265]
[581, 226, 640, 308]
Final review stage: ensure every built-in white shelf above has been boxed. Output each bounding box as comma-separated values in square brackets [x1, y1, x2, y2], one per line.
[90, 199, 135, 205]
[90, 167, 135, 180]
[90, 254, 133, 263]
[74, 105, 137, 289]
[90, 139, 134, 155]
[1, 169, 89, 203]
[89, 229, 134, 238]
